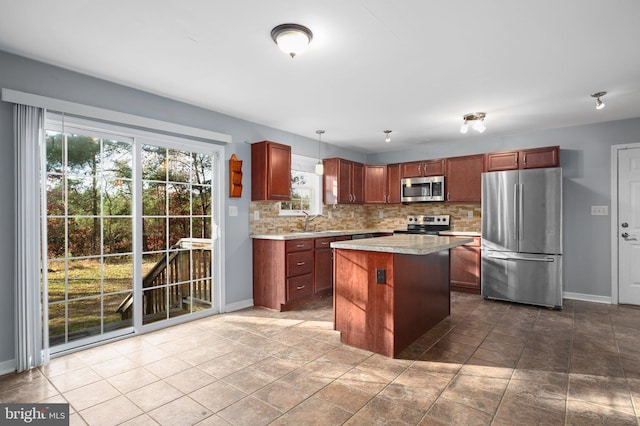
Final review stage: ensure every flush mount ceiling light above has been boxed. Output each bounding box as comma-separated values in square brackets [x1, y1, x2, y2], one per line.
[315, 130, 324, 175]
[383, 130, 392, 143]
[271, 23, 313, 58]
[460, 112, 487, 134]
[591, 91, 607, 110]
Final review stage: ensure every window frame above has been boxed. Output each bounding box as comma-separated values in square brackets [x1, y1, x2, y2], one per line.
[43, 113, 226, 353]
[279, 154, 323, 217]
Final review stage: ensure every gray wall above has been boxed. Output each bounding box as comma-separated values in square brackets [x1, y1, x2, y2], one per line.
[369, 119, 640, 299]
[0, 50, 363, 366]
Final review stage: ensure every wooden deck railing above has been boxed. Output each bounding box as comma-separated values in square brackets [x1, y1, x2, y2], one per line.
[116, 238, 213, 321]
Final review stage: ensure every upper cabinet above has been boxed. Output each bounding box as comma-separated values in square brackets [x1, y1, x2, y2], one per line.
[386, 163, 401, 204]
[323, 158, 364, 204]
[364, 164, 387, 204]
[251, 141, 291, 201]
[485, 146, 559, 172]
[400, 159, 445, 178]
[363, 164, 401, 204]
[445, 154, 484, 203]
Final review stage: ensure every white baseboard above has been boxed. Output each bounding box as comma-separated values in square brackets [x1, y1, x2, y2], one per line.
[0, 358, 16, 376]
[563, 292, 612, 304]
[224, 299, 254, 313]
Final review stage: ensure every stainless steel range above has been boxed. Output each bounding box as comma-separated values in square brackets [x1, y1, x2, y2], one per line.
[393, 214, 450, 235]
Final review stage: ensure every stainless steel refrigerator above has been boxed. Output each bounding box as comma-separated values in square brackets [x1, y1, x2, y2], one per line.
[481, 167, 563, 309]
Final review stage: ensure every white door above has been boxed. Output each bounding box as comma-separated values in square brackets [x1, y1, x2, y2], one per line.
[618, 147, 640, 305]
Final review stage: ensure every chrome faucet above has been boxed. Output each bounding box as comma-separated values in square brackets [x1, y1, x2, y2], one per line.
[302, 211, 320, 232]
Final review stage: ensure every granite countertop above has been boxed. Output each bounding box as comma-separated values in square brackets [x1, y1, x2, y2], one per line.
[330, 234, 474, 255]
[250, 229, 394, 240]
[439, 231, 481, 237]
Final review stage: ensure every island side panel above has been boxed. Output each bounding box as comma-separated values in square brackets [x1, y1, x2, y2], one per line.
[393, 250, 450, 356]
[253, 239, 286, 310]
[334, 249, 396, 357]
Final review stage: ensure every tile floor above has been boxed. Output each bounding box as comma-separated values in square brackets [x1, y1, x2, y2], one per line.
[1, 293, 640, 425]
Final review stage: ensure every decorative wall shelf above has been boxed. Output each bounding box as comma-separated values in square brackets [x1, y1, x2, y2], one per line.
[229, 153, 243, 198]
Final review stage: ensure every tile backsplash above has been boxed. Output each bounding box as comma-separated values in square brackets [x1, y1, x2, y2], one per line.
[250, 201, 481, 235]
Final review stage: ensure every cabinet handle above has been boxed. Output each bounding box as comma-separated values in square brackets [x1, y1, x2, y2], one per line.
[321, 241, 329, 245]
[296, 244, 305, 248]
[296, 285, 306, 290]
[523, 153, 527, 165]
[296, 261, 306, 266]
[515, 156, 518, 167]
[447, 192, 450, 201]
[418, 164, 422, 175]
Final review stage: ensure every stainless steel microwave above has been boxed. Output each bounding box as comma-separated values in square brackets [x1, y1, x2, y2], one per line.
[401, 176, 445, 202]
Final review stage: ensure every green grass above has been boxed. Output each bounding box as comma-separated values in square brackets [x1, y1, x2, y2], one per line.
[47, 258, 154, 339]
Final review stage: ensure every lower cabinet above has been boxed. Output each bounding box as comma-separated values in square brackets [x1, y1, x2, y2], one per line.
[450, 236, 481, 294]
[253, 235, 353, 311]
[253, 238, 314, 311]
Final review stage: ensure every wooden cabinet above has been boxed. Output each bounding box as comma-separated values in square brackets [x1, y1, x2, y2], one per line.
[449, 236, 481, 294]
[314, 237, 335, 294]
[251, 141, 291, 201]
[400, 159, 445, 178]
[485, 146, 559, 172]
[253, 238, 313, 310]
[254, 235, 353, 310]
[364, 164, 401, 204]
[364, 164, 387, 204]
[445, 154, 484, 203]
[323, 158, 364, 204]
[386, 163, 401, 204]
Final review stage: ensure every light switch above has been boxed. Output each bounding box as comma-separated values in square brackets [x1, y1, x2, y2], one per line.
[254, 210, 260, 221]
[229, 206, 238, 217]
[467, 210, 474, 218]
[379, 210, 384, 219]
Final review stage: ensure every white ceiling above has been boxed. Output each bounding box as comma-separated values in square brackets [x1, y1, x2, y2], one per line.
[1, 1, 639, 153]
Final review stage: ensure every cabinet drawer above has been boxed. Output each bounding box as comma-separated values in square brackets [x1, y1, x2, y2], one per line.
[315, 237, 334, 249]
[286, 239, 313, 252]
[286, 251, 313, 277]
[287, 274, 313, 301]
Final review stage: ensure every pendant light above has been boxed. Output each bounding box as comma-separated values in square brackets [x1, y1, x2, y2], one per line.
[315, 130, 324, 175]
[383, 130, 392, 143]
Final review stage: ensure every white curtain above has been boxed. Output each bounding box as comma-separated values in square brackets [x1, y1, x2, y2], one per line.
[14, 104, 48, 371]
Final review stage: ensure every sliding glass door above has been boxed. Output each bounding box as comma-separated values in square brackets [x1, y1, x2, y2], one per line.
[43, 118, 222, 353]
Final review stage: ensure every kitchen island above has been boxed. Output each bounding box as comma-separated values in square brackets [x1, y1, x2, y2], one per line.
[331, 234, 473, 357]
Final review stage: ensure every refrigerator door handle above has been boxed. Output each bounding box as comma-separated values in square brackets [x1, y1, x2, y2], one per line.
[487, 254, 556, 262]
[514, 183, 519, 240]
[519, 183, 524, 239]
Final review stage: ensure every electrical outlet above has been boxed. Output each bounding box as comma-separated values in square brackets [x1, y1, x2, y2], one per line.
[376, 268, 386, 284]
[591, 206, 608, 216]
[379, 210, 384, 219]
[328, 211, 332, 219]
[468, 210, 474, 218]
[351, 211, 355, 218]
[254, 210, 260, 221]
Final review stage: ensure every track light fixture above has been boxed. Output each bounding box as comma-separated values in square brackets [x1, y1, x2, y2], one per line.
[271, 24, 313, 58]
[315, 130, 324, 175]
[591, 91, 607, 110]
[460, 113, 486, 134]
[383, 130, 392, 143]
